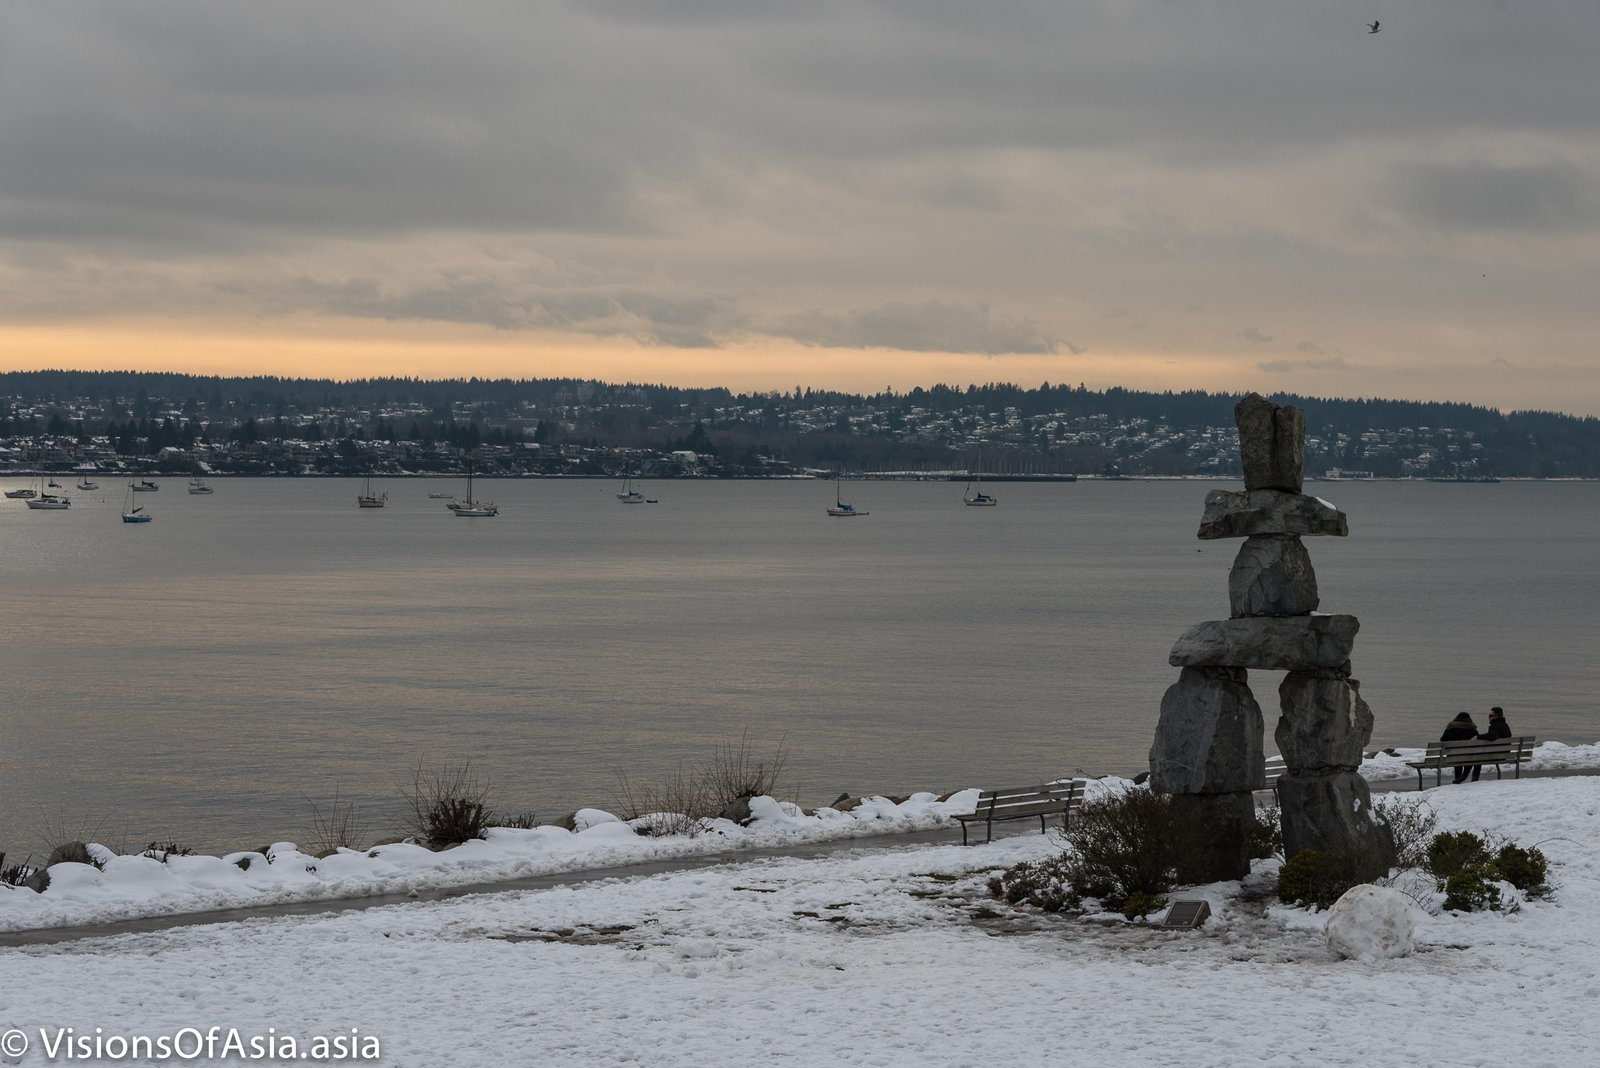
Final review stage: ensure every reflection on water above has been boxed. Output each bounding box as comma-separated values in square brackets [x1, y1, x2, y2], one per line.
[1, 477, 1595, 855]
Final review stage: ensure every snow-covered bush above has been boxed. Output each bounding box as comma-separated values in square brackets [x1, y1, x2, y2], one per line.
[1248, 799, 1282, 859]
[987, 856, 1080, 913]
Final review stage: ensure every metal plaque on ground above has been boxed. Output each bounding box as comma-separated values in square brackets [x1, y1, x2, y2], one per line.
[1160, 900, 1211, 929]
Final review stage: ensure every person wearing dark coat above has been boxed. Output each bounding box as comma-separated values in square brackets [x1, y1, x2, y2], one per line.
[1469, 706, 1513, 781]
[1441, 713, 1479, 784]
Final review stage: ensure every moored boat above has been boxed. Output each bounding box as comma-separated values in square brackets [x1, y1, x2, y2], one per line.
[121, 481, 152, 522]
[826, 479, 868, 517]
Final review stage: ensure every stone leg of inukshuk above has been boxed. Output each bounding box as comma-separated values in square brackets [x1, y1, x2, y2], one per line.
[1149, 667, 1263, 882]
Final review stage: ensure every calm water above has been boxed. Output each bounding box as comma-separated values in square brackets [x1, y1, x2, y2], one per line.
[2, 477, 1596, 856]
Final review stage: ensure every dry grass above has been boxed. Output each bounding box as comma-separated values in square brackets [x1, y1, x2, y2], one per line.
[611, 730, 790, 838]
[306, 790, 370, 854]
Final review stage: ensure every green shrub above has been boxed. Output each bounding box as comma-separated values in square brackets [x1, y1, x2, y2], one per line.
[1276, 850, 1352, 910]
[1443, 863, 1502, 912]
[1493, 844, 1549, 895]
[1426, 831, 1490, 880]
[1421, 833, 1551, 911]
[1120, 890, 1168, 921]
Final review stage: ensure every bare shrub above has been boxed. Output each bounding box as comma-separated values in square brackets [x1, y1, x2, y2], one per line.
[612, 764, 716, 838]
[703, 730, 789, 811]
[306, 790, 370, 855]
[990, 789, 1203, 914]
[1062, 789, 1203, 907]
[496, 811, 539, 830]
[1, 853, 38, 888]
[141, 841, 196, 862]
[1372, 794, 1438, 870]
[402, 762, 494, 848]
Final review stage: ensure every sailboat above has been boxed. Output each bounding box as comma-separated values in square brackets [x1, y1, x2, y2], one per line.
[188, 477, 215, 495]
[76, 476, 99, 490]
[963, 450, 997, 506]
[356, 474, 386, 508]
[451, 460, 498, 517]
[24, 475, 71, 510]
[121, 482, 152, 523]
[825, 476, 869, 517]
[616, 471, 645, 504]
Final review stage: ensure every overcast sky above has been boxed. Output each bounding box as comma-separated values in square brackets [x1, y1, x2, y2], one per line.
[3, 1, 1598, 414]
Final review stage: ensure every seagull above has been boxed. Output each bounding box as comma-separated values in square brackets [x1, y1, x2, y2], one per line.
[1368, 20, 1381, 33]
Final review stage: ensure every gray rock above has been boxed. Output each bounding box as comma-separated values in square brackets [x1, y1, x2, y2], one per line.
[719, 796, 754, 824]
[1277, 769, 1395, 872]
[1276, 673, 1374, 769]
[1198, 489, 1349, 540]
[1229, 535, 1319, 617]
[1169, 615, 1359, 671]
[1168, 791, 1257, 883]
[1235, 393, 1305, 492]
[1150, 667, 1265, 794]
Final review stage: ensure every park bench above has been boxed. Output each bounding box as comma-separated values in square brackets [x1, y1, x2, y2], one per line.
[1406, 736, 1537, 790]
[955, 780, 1086, 845]
[1259, 755, 1287, 800]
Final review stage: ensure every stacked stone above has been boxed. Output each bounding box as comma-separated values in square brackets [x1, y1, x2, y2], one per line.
[1149, 394, 1393, 882]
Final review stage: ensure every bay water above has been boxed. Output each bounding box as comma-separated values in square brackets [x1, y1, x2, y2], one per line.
[2, 477, 1595, 857]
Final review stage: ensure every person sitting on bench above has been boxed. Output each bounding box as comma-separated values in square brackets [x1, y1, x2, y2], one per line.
[1471, 706, 1513, 782]
[1441, 712, 1479, 784]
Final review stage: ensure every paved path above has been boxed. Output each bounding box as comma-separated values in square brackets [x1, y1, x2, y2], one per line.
[5, 768, 1592, 949]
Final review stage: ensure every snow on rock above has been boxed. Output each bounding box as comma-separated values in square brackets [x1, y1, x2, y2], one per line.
[1324, 884, 1416, 960]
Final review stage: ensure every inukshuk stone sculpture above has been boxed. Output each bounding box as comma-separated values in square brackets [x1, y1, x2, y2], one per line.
[1149, 393, 1394, 883]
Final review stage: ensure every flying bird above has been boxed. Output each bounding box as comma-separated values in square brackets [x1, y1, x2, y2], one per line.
[1368, 20, 1381, 33]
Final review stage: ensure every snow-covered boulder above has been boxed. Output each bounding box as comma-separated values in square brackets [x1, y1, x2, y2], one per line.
[1324, 884, 1415, 960]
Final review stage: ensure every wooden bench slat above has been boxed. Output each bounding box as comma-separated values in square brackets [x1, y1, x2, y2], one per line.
[957, 781, 1086, 845]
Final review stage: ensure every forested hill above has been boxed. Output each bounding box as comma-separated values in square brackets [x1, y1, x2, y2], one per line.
[3, 371, 1598, 478]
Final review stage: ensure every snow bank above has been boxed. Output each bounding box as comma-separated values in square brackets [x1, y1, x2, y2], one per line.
[3, 740, 1592, 935]
[0, 792, 981, 933]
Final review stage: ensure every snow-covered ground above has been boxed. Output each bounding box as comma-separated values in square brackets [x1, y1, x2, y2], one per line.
[4, 742, 1598, 935]
[2, 769, 1598, 1066]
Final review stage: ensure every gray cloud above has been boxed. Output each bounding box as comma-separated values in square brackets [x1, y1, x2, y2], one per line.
[1241, 327, 1274, 344]
[1257, 357, 1354, 373]
[1391, 161, 1595, 232]
[0, 2, 1598, 411]
[286, 273, 744, 348]
[771, 301, 1061, 355]
[1296, 341, 1325, 355]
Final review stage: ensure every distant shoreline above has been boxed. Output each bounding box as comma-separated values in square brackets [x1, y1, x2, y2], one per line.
[4, 470, 1595, 483]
